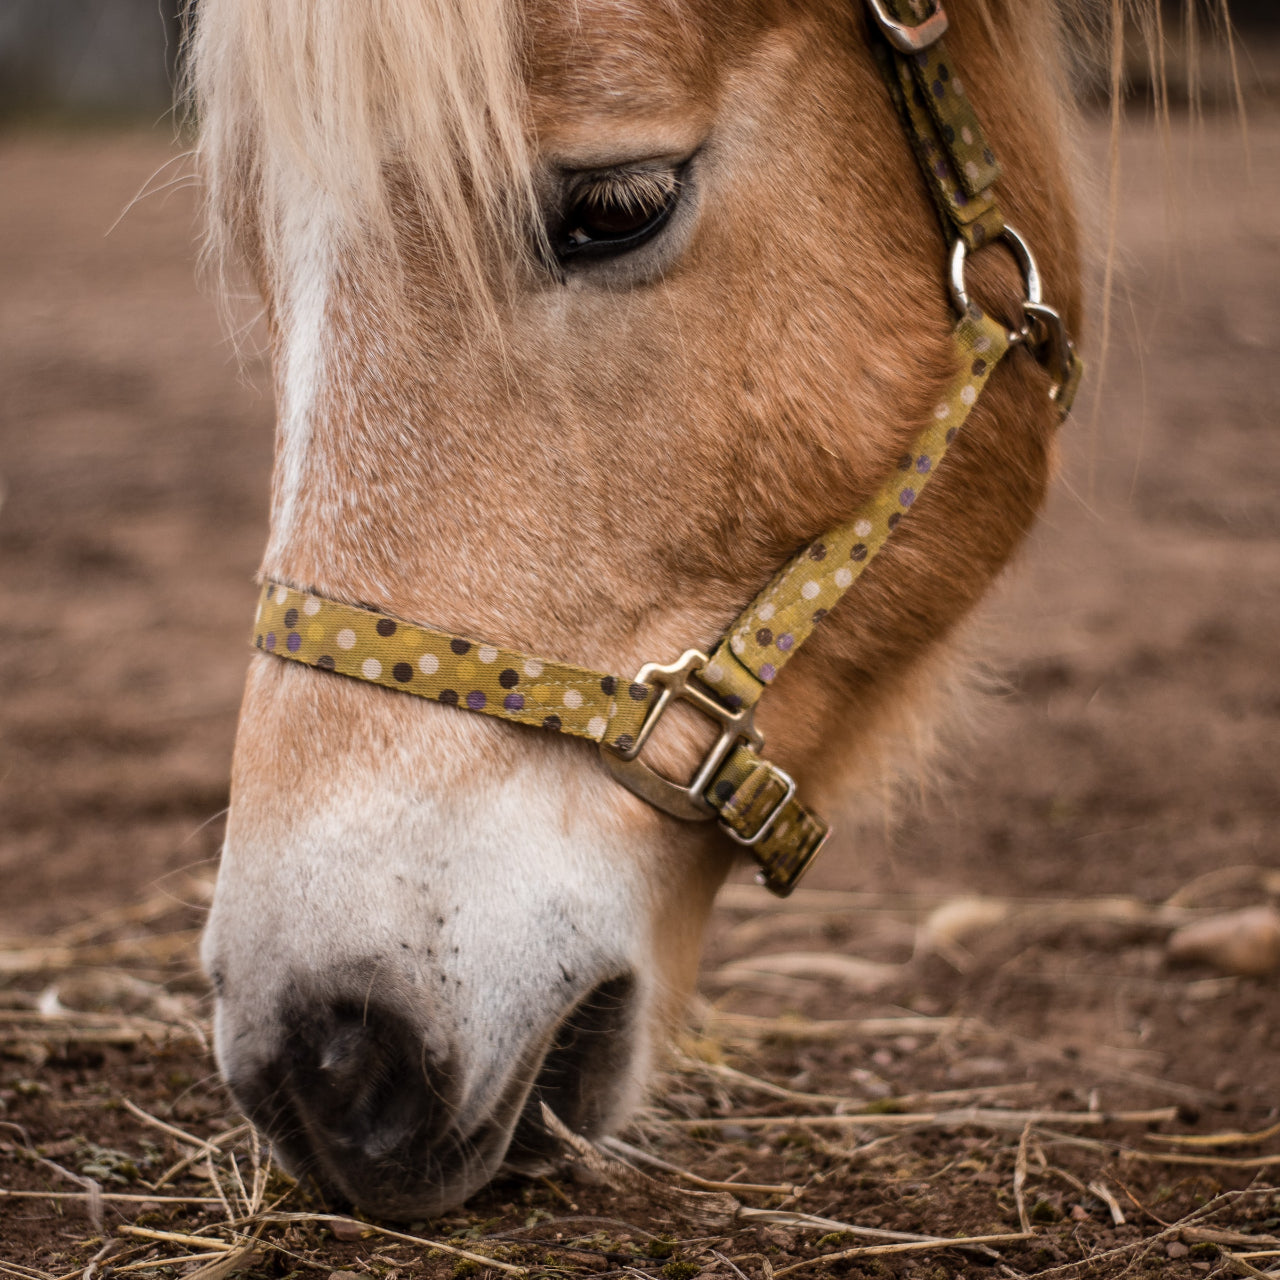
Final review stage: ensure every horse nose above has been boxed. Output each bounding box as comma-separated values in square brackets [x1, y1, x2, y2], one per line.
[234, 997, 461, 1183]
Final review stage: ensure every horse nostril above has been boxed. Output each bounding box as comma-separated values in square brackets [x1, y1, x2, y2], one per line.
[317, 1020, 377, 1096]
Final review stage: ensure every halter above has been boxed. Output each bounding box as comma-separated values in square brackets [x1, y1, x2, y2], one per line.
[250, 0, 1081, 897]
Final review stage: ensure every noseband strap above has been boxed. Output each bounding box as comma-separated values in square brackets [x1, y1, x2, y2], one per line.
[250, 0, 1079, 897]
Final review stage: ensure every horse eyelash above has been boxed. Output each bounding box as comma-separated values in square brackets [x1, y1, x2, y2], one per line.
[569, 167, 681, 216]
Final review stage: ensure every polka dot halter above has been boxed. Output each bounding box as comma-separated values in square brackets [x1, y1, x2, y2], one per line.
[251, 0, 1081, 898]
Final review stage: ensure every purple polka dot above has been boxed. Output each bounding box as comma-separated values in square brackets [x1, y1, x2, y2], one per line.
[777, 633, 794, 652]
[466, 690, 486, 711]
[503, 692, 525, 711]
[916, 456, 932, 474]
[264, 632, 277, 651]
[724, 694, 743, 711]
[760, 662, 776, 683]
[286, 631, 302, 653]
[900, 488, 916, 507]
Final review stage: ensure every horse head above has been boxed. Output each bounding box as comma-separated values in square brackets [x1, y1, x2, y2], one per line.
[194, 0, 1082, 1217]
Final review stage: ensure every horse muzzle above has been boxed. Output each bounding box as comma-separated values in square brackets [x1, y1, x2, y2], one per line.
[210, 961, 643, 1218]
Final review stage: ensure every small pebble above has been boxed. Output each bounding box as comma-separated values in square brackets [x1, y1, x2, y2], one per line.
[329, 1220, 366, 1241]
[1166, 1241, 1190, 1259]
[1167, 905, 1280, 977]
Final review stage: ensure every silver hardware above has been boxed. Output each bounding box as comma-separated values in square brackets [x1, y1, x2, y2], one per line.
[1023, 301, 1079, 405]
[948, 223, 1043, 331]
[866, 0, 949, 53]
[722, 766, 797, 848]
[601, 649, 764, 824]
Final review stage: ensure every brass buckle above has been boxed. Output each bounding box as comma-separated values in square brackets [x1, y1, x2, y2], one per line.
[601, 649, 763, 824]
[722, 764, 797, 848]
[866, 0, 949, 53]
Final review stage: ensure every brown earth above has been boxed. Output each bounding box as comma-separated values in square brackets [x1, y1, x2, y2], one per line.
[0, 115, 1277, 1279]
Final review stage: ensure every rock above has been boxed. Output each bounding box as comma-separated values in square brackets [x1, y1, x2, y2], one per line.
[1166, 1240, 1190, 1259]
[328, 1219, 367, 1241]
[1167, 905, 1280, 977]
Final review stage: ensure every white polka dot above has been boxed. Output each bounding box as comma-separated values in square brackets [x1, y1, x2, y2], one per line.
[705, 662, 725, 685]
[303, 597, 321, 616]
[361, 657, 382, 679]
[974, 334, 992, 353]
[801, 581, 820, 600]
[563, 689, 583, 710]
[731, 636, 746, 655]
[336, 628, 357, 650]
[960, 384, 977, 406]
[478, 645, 498, 664]
[757, 602, 776, 622]
[961, 126, 974, 145]
[274, 585, 288, 605]
[952, 76, 964, 94]
[834, 567, 854, 588]
[587, 716, 607, 739]
[254, 603, 262, 624]
[934, 401, 950, 419]
[524, 659, 544, 678]
[854, 519, 873, 538]
[965, 160, 980, 183]
[418, 652, 439, 676]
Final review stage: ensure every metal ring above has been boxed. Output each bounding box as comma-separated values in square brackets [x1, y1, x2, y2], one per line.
[948, 223, 1043, 320]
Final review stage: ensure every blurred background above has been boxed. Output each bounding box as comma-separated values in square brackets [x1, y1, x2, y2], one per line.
[0, 2, 1278, 1274]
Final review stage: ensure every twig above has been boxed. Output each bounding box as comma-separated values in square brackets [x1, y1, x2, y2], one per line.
[1088, 1181, 1126, 1226]
[660, 1106, 1178, 1131]
[1014, 1121, 1032, 1234]
[0, 1189, 224, 1205]
[116, 1226, 233, 1252]
[601, 1137, 796, 1196]
[258, 1214, 528, 1276]
[1146, 1119, 1280, 1149]
[771, 1231, 1035, 1276]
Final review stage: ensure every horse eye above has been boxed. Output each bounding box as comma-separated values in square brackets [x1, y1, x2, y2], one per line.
[554, 167, 683, 263]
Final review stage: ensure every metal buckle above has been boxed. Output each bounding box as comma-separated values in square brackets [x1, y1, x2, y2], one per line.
[948, 223, 1043, 335]
[950, 225, 1081, 414]
[722, 765, 796, 848]
[600, 649, 763, 824]
[866, 0, 949, 54]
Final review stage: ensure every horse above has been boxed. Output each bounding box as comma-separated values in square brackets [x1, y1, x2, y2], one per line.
[190, 0, 1098, 1219]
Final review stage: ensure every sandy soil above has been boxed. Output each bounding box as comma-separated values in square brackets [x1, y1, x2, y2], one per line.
[0, 117, 1277, 1276]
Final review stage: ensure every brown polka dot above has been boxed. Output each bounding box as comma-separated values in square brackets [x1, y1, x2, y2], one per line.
[393, 662, 413, 683]
[756, 627, 773, 647]
[600, 675, 618, 696]
[499, 668, 519, 689]
[376, 618, 397, 637]
[543, 714, 562, 731]
[283, 608, 299, 628]
[897, 453, 912, 471]
[808, 544, 827, 561]
[439, 689, 459, 706]
[450, 639, 470, 656]
[317, 655, 336, 671]
[614, 733, 634, 753]
[851, 544, 868, 561]
[629, 682, 649, 702]
[972, 358, 987, 376]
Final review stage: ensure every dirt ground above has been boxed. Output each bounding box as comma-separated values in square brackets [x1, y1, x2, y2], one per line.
[0, 113, 1277, 1279]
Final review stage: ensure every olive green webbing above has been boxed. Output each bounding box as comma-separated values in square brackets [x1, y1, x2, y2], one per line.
[871, 2, 1005, 249]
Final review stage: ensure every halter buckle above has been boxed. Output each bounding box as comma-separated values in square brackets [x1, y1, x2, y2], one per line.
[866, 0, 949, 53]
[601, 649, 764, 824]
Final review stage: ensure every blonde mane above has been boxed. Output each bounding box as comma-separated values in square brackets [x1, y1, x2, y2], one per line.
[185, 0, 534, 296]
